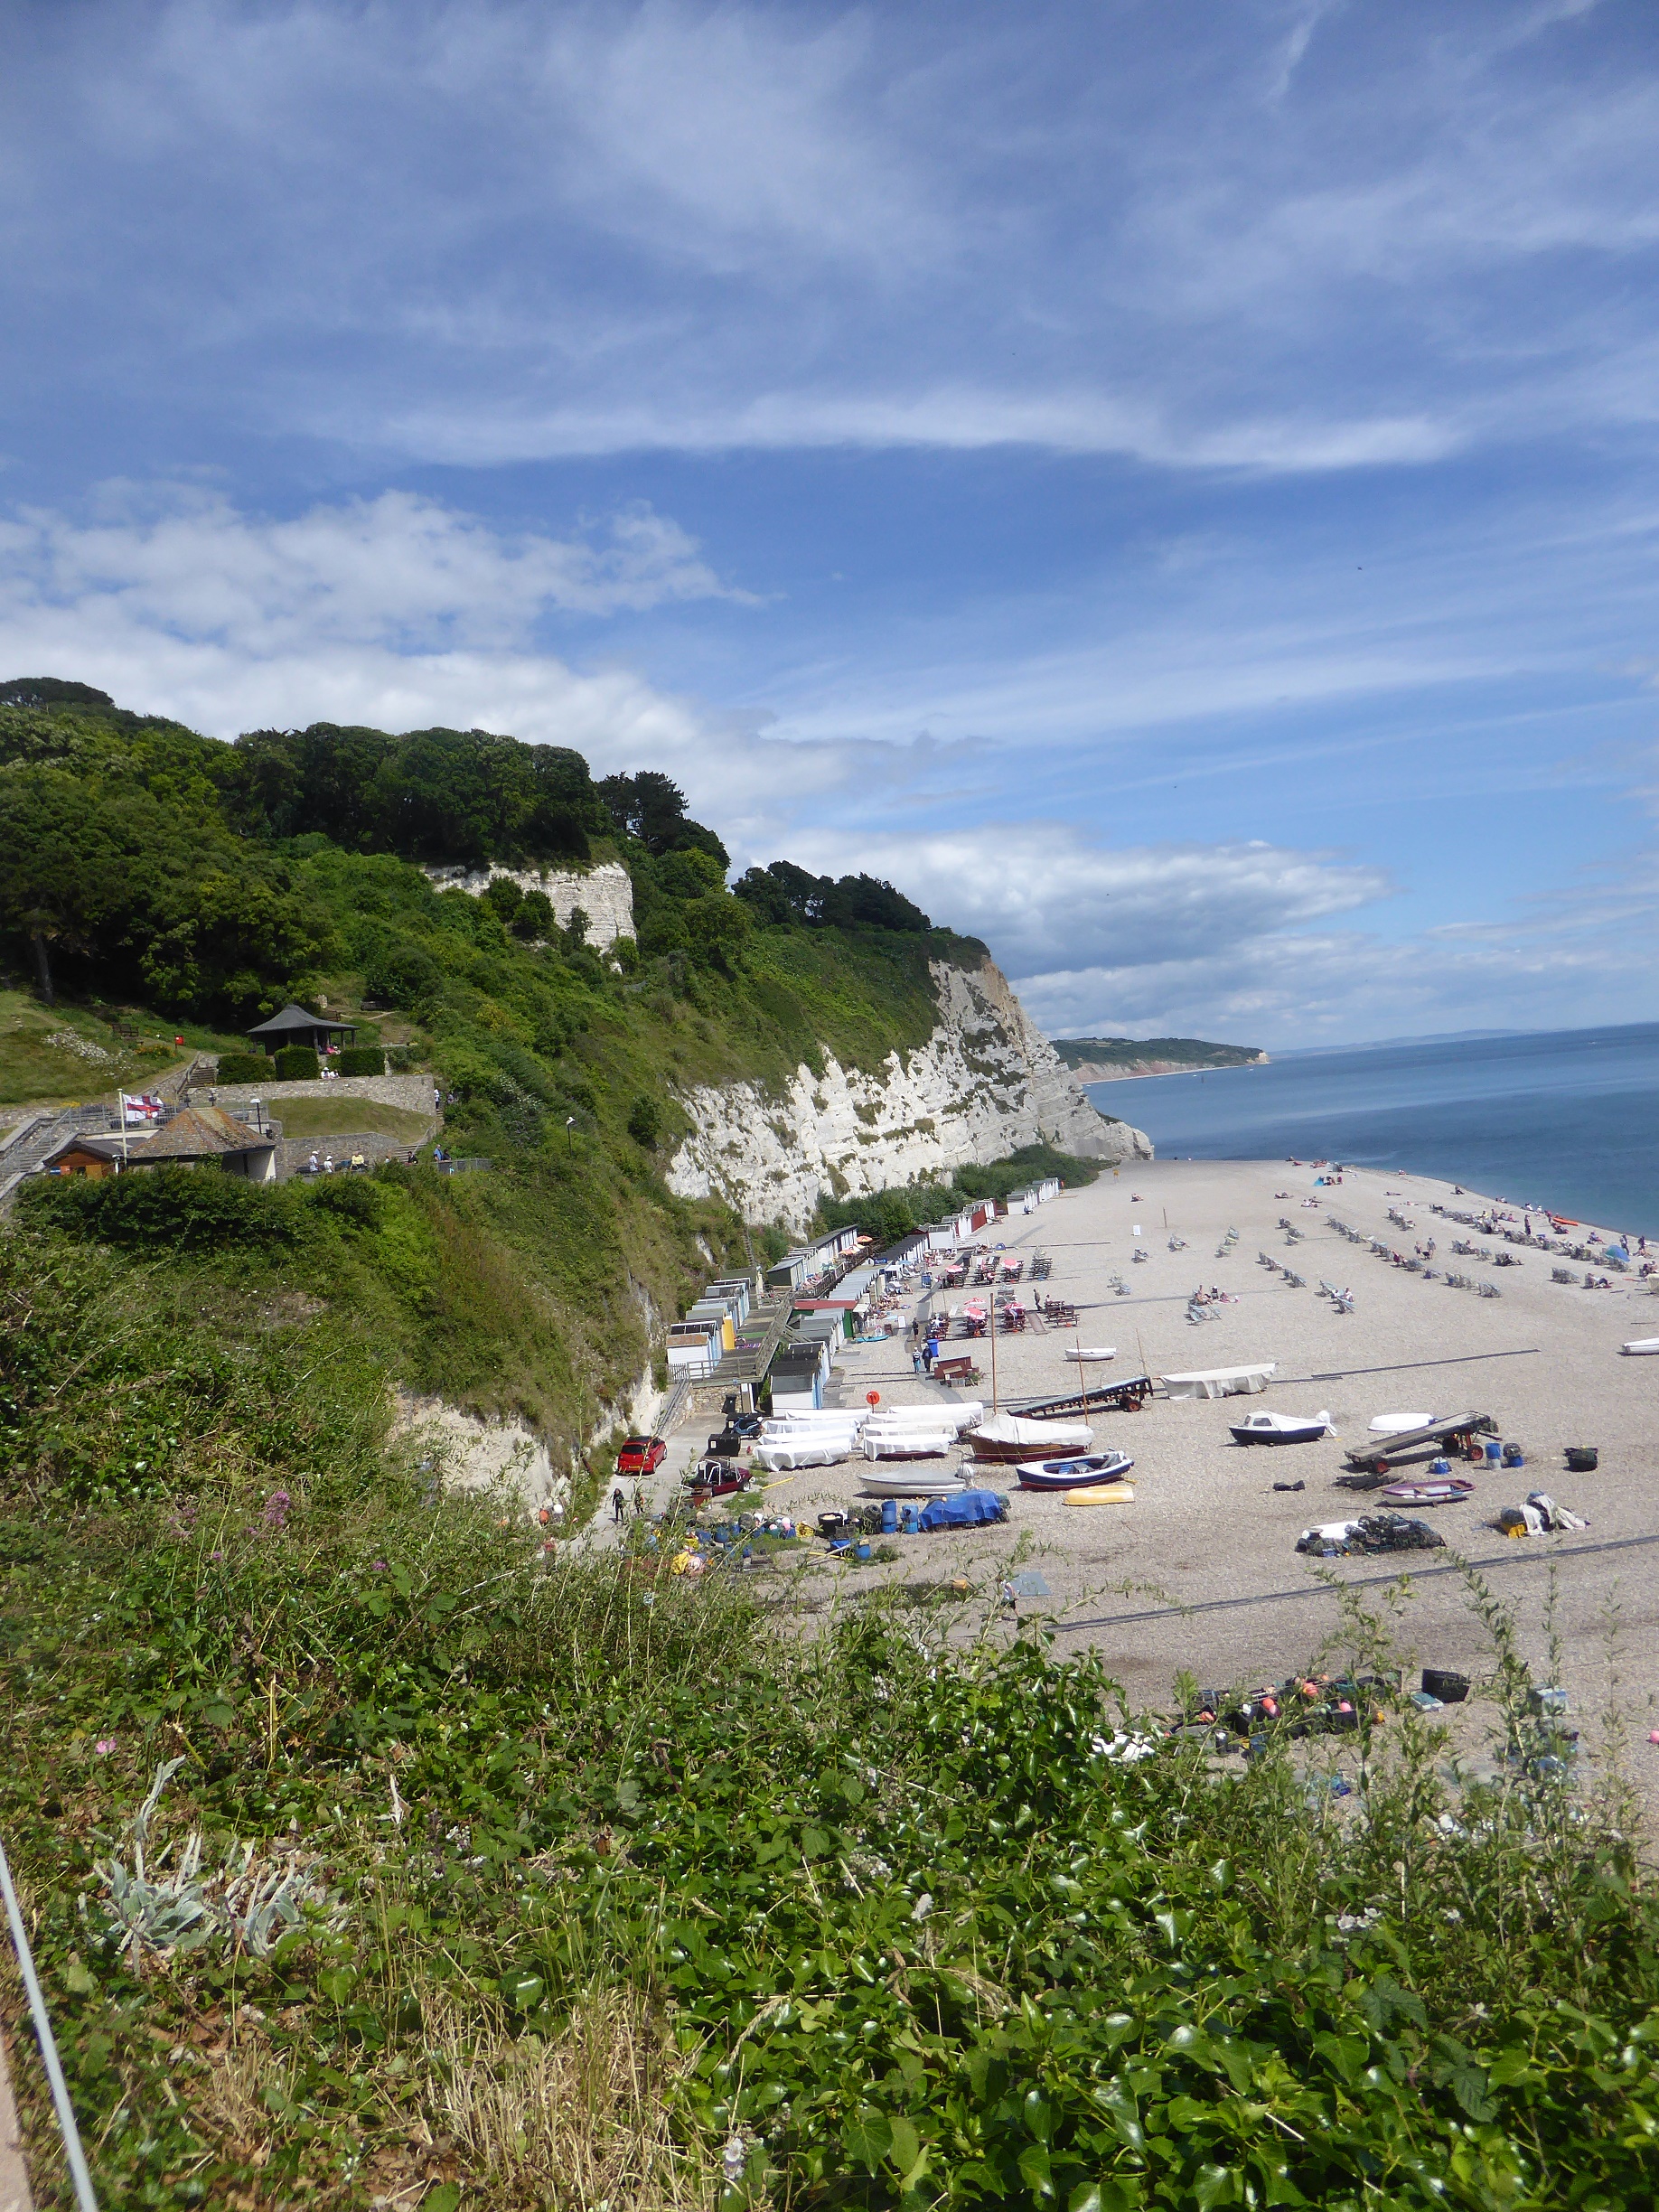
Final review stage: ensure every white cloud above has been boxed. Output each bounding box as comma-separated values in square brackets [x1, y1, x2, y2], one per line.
[0, 487, 749, 651]
[6, 0, 1655, 470]
[770, 822, 1391, 977]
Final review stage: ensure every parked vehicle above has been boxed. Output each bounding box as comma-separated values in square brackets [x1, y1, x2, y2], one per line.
[617, 1434, 668, 1475]
[684, 1457, 754, 1498]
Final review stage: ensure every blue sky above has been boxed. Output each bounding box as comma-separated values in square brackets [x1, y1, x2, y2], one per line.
[4, 0, 1659, 1045]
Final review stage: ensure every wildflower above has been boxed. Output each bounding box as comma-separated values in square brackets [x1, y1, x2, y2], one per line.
[95, 1738, 117, 1755]
[210, 1550, 224, 1562]
[261, 1490, 292, 1531]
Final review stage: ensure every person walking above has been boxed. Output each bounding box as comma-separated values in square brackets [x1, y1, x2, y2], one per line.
[612, 1485, 626, 1524]
[923, 1335, 938, 1374]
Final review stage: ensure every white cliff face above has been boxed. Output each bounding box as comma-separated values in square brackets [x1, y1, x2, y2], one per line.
[417, 859, 635, 950]
[666, 956, 1151, 1232]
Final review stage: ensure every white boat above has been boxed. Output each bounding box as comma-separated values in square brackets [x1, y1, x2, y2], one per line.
[1620, 1339, 1659, 1356]
[967, 1412, 1094, 1462]
[1063, 1346, 1116, 1363]
[1368, 1411, 1437, 1433]
[859, 1468, 966, 1498]
[1229, 1409, 1333, 1447]
[1159, 1363, 1277, 1401]
[1014, 1449, 1134, 1492]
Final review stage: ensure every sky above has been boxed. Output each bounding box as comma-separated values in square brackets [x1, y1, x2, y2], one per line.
[3, 0, 1659, 1046]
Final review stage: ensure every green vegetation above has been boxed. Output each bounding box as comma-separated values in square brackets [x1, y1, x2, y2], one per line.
[0, 989, 240, 1108]
[0, 683, 991, 1458]
[3, 1224, 1657, 2209]
[817, 1143, 1107, 1248]
[1051, 1036, 1264, 1071]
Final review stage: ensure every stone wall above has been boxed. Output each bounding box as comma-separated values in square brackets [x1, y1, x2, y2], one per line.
[417, 859, 635, 950]
[204, 1072, 438, 1115]
[666, 954, 1151, 1233]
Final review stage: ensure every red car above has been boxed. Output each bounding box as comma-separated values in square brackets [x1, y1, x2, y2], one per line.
[617, 1435, 667, 1476]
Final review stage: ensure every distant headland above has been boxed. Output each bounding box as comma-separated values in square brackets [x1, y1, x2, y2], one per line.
[1049, 1034, 1269, 1082]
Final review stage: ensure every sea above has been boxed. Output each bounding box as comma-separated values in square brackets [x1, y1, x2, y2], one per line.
[1083, 1023, 1659, 1240]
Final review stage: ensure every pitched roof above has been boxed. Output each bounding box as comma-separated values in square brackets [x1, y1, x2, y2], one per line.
[128, 1106, 272, 1160]
[247, 1002, 355, 1039]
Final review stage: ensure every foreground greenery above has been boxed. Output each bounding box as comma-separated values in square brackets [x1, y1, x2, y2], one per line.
[3, 1226, 1656, 2210]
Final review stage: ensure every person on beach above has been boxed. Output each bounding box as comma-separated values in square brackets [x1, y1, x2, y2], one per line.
[923, 1336, 938, 1373]
[612, 1486, 626, 1524]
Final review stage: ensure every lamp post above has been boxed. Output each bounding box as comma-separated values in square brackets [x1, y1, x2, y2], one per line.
[565, 1115, 576, 1150]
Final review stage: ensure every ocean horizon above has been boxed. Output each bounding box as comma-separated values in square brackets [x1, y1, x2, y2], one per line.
[1085, 1020, 1659, 1239]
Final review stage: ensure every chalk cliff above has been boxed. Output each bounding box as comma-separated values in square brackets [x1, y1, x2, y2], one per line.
[417, 859, 635, 949]
[666, 955, 1151, 1233]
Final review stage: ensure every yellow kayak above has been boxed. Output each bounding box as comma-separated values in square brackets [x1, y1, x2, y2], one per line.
[1064, 1481, 1135, 1506]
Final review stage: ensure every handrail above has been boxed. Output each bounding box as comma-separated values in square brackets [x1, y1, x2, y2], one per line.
[0, 1832, 98, 2209]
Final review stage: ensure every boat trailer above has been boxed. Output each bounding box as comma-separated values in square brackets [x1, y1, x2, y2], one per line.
[1342, 1411, 1497, 1476]
[1008, 1375, 1154, 1417]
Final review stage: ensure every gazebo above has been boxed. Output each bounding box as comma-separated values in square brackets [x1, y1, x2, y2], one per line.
[246, 1003, 357, 1053]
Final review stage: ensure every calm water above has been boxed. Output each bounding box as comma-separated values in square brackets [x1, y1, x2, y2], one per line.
[1085, 1024, 1659, 1238]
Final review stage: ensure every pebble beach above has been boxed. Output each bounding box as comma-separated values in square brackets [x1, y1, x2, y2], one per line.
[627, 1156, 1659, 1804]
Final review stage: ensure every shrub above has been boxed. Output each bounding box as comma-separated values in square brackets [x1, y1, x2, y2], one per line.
[511, 888, 555, 939]
[333, 1045, 386, 1078]
[626, 1093, 661, 1148]
[362, 940, 441, 1010]
[272, 1045, 318, 1082]
[213, 1052, 270, 1084]
[17, 1162, 297, 1252]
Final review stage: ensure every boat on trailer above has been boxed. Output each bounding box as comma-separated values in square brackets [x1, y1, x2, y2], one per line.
[1013, 1449, 1135, 1492]
[967, 1413, 1094, 1463]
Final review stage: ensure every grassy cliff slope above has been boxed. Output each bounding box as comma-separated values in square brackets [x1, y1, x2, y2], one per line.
[0, 693, 986, 1476]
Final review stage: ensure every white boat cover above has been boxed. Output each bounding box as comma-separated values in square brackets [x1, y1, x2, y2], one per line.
[969, 1413, 1095, 1450]
[866, 1401, 982, 1430]
[761, 1410, 867, 1431]
[1233, 1409, 1333, 1437]
[752, 1439, 854, 1471]
[864, 1431, 958, 1459]
[1620, 1339, 1659, 1355]
[1368, 1411, 1437, 1432]
[1159, 1363, 1277, 1400]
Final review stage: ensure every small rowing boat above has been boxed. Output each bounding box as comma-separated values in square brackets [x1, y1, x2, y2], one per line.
[859, 1468, 966, 1499]
[1620, 1338, 1659, 1356]
[1014, 1449, 1135, 1492]
[1377, 1476, 1476, 1507]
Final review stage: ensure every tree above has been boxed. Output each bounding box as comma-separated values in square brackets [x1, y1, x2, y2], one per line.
[683, 891, 752, 972]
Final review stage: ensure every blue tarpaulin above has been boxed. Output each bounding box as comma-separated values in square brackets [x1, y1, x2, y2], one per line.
[918, 1488, 1009, 1531]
